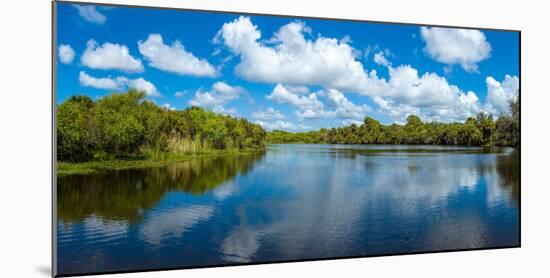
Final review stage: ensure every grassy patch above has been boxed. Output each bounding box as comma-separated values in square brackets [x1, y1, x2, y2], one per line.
[57, 150, 262, 177]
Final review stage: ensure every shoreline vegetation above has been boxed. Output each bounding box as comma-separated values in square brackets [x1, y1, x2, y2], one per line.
[57, 150, 262, 176]
[266, 97, 520, 146]
[57, 89, 265, 176]
[57, 89, 519, 176]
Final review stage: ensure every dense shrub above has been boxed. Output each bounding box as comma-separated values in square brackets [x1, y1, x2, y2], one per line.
[57, 89, 266, 162]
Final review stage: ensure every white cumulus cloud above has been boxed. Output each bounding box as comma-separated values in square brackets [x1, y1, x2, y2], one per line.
[266, 84, 370, 121]
[73, 5, 107, 25]
[341, 119, 364, 126]
[284, 85, 311, 95]
[81, 39, 144, 73]
[138, 34, 218, 77]
[373, 97, 420, 124]
[212, 106, 238, 116]
[266, 84, 324, 117]
[372, 65, 482, 122]
[188, 82, 242, 114]
[215, 16, 381, 93]
[79, 71, 124, 90]
[58, 44, 75, 64]
[252, 107, 285, 120]
[420, 27, 492, 72]
[215, 17, 515, 124]
[484, 75, 519, 115]
[323, 89, 372, 120]
[254, 120, 309, 131]
[125, 77, 160, 97]
[78, 71, 160, 96]
[373, 50, 392, 67]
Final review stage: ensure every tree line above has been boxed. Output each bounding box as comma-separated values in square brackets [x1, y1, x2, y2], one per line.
[57, 89, 266, 162]
[267, 98, 520, 147]
[58, 89, 519, 163]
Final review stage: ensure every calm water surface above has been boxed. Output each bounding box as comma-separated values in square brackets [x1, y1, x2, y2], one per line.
[56, 144, 519, 275]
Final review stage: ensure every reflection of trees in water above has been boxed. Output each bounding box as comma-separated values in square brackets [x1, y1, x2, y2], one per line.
[467, 148, 519, 205]
[496, 149, 520, 204]
[57, 152, 265, 223]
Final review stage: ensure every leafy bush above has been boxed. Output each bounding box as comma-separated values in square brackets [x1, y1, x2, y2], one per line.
[57, 89, 266, 162]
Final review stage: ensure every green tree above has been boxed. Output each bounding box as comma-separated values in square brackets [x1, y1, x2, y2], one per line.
[404, 115, 423, 144]
[57, 95, 95, 162]
[91, 89, 147, 157]
[476, 112, 496, 146]
[495, 96, 520, 147]
[363, 117, 383, 143]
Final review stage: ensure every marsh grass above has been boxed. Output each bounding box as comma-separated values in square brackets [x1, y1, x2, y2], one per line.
[166, 136, 214, 155]
[57, 137, 261, 177]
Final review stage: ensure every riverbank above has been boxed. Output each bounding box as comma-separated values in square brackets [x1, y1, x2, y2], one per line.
[57, 150, 264, 176]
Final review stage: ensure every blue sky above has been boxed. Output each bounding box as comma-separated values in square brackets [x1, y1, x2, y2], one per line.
[55, 3, 519, 131]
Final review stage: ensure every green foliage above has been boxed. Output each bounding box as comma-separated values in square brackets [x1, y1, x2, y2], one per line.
[57, 95, 95, 162]
[267, 130, 326, 144]
[266, 98, 520, 147]
[92, 89, 148, 156]
[475, 112, 496, 145]
[495, 97, 520, 147]
[57, 90, 266, 162]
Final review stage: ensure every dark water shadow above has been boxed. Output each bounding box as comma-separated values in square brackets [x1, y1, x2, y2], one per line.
[57, 152, 266, 224]
[496, 148, 520, 204]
